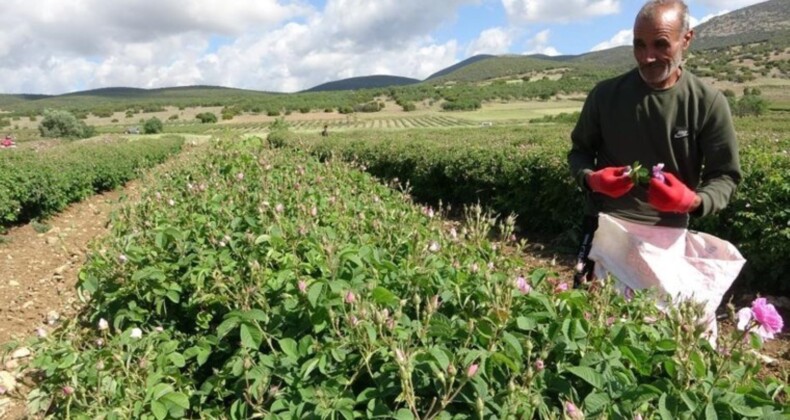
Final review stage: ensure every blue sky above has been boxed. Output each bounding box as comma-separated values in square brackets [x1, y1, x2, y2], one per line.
[0, 0, 768, 95]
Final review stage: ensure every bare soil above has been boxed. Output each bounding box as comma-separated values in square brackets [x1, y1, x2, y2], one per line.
[0, 185, 137, 418]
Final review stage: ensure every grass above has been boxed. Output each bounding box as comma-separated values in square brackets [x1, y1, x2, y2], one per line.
[453, 100, 583, 122]
[31, 220, 52, 234]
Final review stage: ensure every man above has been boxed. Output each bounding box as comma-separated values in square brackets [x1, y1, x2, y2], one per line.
[568, 0, 741, 287]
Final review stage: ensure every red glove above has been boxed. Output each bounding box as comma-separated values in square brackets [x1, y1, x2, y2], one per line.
[648, 172, 697, 213]
[586, 166, 634, 198]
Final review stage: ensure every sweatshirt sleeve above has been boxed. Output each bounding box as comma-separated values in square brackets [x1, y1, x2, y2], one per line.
[693, 92, 742, 217]
[568, 86, 601, 190]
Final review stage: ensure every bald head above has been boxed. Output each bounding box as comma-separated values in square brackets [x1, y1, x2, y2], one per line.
[636, 0, 690, 34]
[632, 0, 693, 89]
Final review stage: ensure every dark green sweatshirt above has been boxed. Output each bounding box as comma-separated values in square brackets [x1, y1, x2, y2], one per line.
[568, 67, 741, 228]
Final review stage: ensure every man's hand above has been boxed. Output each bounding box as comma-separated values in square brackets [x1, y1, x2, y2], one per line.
[648, 172, 698, 213]
[586, 166, 635, 198]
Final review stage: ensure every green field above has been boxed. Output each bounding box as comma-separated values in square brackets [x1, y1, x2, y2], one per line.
[2, 95, 788, 419]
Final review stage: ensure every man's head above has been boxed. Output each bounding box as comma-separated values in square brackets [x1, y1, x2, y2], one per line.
[633, 0, 693, 89]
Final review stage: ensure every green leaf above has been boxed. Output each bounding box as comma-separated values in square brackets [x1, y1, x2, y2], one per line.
[279, 338, 299, 359]
[132, 267, 166, 283]
[166, 290, 181, 303]
[516, 316, 537, 331]
[655, 339, 677, 352]
[161, 392, 190, 410]
[705, 403, 718, 420]
[658, 394, 673, 420]
[583, 392, 610, 415]
[197, 348, 211, 366]
[241, 309, 269, 322]
[501, 332, 523, 357]
[394, 409, 415, 420]
[168, 352, 186, 368]
[689, 352, 706, 379]
[490, 351, 518, 372]
[152, 383, 174, 400]
[240, 323, 262, 349]
[371, 287, 400, 306]
[307, 282, 324, 308]
[301, 357, 320, 380]
[216, 317, 240, 339]
[428, 313, 455, 338]
[565, 366, 605, 390]
[429, 347, 450, 370]
[151, 401, 168, 420]
[681, 391, 699, 411]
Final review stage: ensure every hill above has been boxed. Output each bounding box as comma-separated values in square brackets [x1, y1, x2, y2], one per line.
[425, 54, 495, 80]
[305, 75, 419, 92]
[692, 0, 790, 50]
[426, 55, 567, 84]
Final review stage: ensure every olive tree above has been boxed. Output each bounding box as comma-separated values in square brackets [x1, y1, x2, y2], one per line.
[38, 109, 95, 139]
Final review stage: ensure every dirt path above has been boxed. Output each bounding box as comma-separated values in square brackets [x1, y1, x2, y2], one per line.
[0, 185, 138, 418]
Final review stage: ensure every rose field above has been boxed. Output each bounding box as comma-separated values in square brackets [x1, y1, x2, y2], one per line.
[0, 109, 786, 419]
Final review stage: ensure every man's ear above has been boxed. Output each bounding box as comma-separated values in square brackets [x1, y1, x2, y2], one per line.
[683, 29, 694, 49]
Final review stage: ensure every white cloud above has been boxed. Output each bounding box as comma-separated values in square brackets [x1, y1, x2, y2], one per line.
[466, 27, 514, 56]
[523, 29, 560, 56]
[320, 0, 475, 50]
[0, 0, 476, 94]
[502, 0, 620, 23]
[591, 29, 632, 51]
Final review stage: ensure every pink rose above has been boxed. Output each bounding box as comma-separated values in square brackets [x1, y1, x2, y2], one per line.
[752, 298, 783, 335]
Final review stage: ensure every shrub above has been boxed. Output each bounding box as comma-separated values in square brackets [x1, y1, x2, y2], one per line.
[441, 99, 481, 111]
[269, 117, 289, 132]
[728, 90, 769, 117]
[353, 102, 383, 113]
[195, 112, 218, 124]
[143, 117, 164, 134]
[38, 109, 95, 139]
[142, 105, 165, 113]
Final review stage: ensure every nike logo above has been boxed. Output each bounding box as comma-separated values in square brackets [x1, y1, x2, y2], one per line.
[673, 129, 689, 139]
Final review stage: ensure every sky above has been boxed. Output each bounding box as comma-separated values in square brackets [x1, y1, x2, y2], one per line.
[0, 0, 769, 95]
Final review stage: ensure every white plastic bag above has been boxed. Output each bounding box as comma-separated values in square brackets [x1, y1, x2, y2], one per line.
[589, 213, 746, 340]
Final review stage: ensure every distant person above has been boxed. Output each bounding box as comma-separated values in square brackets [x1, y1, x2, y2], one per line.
[568, 0, 741, 291]
[321, 124, 329, 137]
[1, 134, 15, 148]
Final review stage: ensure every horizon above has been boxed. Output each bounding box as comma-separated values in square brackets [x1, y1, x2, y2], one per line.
[0, 0, 770, 96]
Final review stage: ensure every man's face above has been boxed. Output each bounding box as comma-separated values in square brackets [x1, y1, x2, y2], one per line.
[633, 6, 692, 89]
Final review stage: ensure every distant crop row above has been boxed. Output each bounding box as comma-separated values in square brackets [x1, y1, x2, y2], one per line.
[97, 115, 481, 136]
[0, 136, 183, 226]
